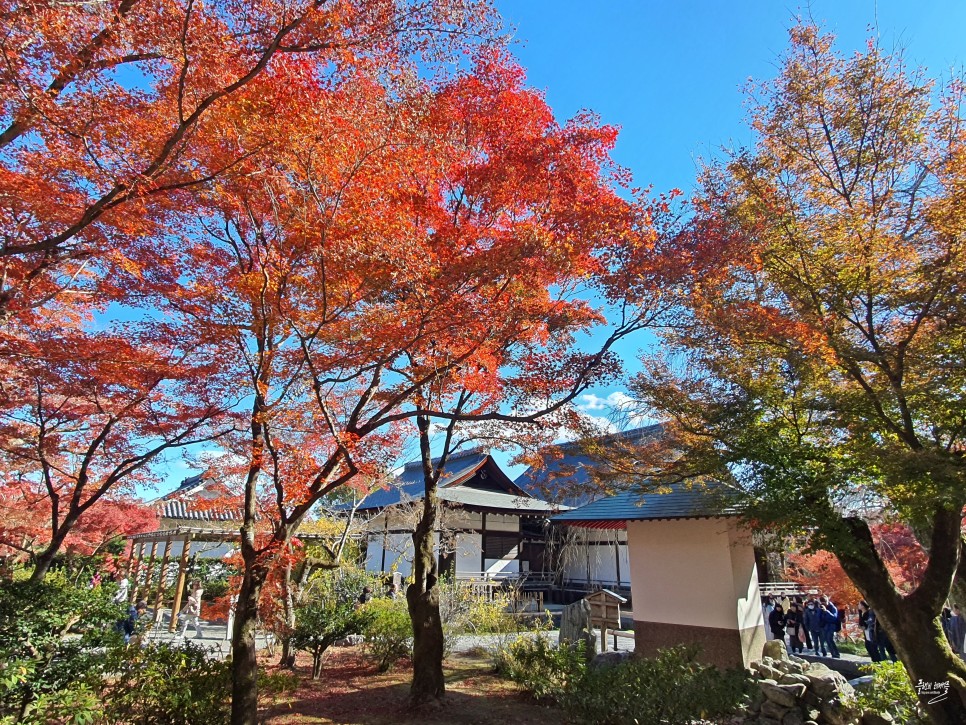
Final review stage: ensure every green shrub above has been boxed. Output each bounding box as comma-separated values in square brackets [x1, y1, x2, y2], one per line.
[258, 669, 300, 702]
[436, 580, 519, 656]
[0, 574, 121, 723]
[855, 660, 923, 724]
[361, 597, 411, 672]
[102, 641, 230, 724]
[565, 646, 752, 725]
[291, 594, 373, 678]
[494, 638, 750, 725]
[494, 634, 587, 701]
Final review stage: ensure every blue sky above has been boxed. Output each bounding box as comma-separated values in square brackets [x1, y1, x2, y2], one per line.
[155, 1, 966, 492]
[483, 0, 966, 446]
[498, 1, 966, 197]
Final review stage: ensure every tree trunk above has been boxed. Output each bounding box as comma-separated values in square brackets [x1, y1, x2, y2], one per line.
[230, 555, 267, 725]
[407, 414, 446, 705]
[407, 576, 445, 704]
[835, 511, 966, 725]
[312, 648, 323, 679]
[279, 550, 296, 668]
[28, 517, 76, 583]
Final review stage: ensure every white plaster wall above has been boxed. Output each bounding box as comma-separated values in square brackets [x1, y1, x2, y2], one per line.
[382, 532, 414, 578]
[591, 544, 620, 584]
[626, 517, 764, 631]
[485, 553, 520, 574]
[454, 533, 482, 574]
[365, 535, 384, 573]
[729, 524, 765, 631]
[443, 510, 480, 529]
[618, 542, 630, 586]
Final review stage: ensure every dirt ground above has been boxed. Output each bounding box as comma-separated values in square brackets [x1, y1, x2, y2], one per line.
[258, 647, 565, 725]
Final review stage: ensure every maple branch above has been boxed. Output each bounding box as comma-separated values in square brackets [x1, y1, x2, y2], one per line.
[0, 0, 143, 150]
[0, 1, 323, 262]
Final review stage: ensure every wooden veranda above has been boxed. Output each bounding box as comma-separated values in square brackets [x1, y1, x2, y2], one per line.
[125, 526, 352, 633]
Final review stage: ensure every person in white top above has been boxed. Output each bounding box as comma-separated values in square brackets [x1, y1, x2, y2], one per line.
[112, 573, 130, 604]
[177, 580, 204, 638]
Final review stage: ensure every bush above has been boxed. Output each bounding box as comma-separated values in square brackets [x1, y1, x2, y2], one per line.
[102, 641, 230, 724]
[855, 660, 923, 724]
[362, 597, 411, 672]
[0, 575, 229, 725]
[494, 638, 751, 725]
[566, 646, 751, 725]
[291, 594, 372, 678]
[0, 574, 121, 723]
[494, 634, 587, 701]
[437, 580, 519, 655]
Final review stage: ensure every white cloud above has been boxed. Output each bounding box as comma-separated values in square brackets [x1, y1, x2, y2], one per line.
[577, 390, 656, 428]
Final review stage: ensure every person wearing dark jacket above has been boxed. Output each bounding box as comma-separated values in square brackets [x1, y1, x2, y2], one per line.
[818, 595, 841, 658]
[803, 599, 823, 655]
[857, 600, 881, 661]
[768, 604, 786, 641]
[784, 602, 805, 654]
[870, 608, 897, 662]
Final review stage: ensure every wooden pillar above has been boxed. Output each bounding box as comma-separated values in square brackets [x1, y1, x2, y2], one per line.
[480, 512, 487, 574]
[128, 542, 144, 603]
[614, 530, 622, 588]
[135, 541, 157, 604]
[152, 538, 172, 624]
[381, 515, 388, 572]
[168, 535, 193, 632]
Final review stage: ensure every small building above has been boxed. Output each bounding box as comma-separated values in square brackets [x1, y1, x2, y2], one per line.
[148, 473, 240, 560]
[552, 484, 766, 668]
[358, 449, 561, 581]
[514, 426, 664, 597]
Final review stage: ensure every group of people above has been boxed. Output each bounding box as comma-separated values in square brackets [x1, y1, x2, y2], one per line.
[111, 573, 205, 643]
[763, 594, 897, 662]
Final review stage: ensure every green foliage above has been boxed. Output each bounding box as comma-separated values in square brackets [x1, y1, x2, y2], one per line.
[495, 638, 750, 725]
[0, 573, 121, 722]
[361, 596, 412, 672]
[493, 634, 587, 701]
[291, 594, 373, 678]
[437, 580, 518, 655]
[0, 576, 229, 725]
[567, 646, 751, 724]
[102, 641, 230, 725]
[855, 661, 923, 725]
[257, 669, 300, 700]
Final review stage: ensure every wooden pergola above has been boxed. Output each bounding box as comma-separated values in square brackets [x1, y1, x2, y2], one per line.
[125, 525, 354, 633]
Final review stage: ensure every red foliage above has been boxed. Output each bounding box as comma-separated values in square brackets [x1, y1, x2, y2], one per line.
[787, 522, 928, 604]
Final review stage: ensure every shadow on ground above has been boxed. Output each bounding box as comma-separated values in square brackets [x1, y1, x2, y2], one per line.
[259, 649, 563, 725]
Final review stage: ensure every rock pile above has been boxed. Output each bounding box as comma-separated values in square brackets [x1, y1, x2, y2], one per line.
[741, 640, 881, 725]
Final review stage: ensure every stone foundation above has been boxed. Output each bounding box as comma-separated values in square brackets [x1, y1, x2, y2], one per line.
[634, 619, 765, 668]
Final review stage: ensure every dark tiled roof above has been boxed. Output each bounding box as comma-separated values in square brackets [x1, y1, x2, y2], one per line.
[160, 499, 240, 522]
[153, 473, 207, 502]
[437, 487, 560, 513]
[357, 449, 539, 512]
[514, 424, 664, 507]
[551, 482, 740, 529]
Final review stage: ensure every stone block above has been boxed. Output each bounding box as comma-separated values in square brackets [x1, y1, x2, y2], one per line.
[762, 682, 806, 708]
[761, 699, 792, 720]
[763, 639, 790, 661]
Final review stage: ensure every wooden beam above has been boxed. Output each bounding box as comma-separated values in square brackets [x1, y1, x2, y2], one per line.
[168, 535, 193, 632]
[135, 541, 157, 604]
[480, 512, 487, 573]
[152, 538, 172, 625]
[128, 542, 145, 604]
